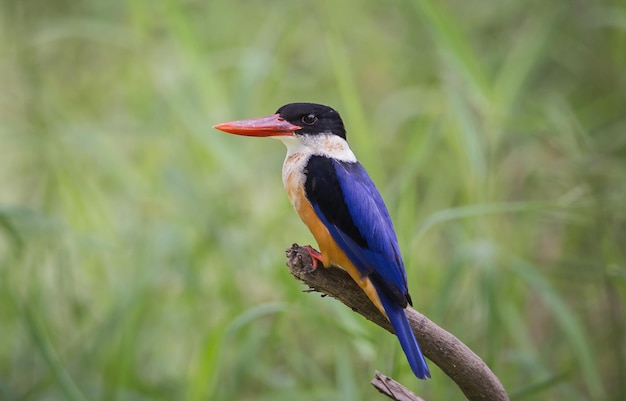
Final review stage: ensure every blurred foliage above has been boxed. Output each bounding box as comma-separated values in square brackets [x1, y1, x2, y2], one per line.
[1, 0, 625, 400]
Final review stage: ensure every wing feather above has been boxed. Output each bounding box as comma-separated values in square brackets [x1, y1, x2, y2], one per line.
[305, 156, 409, 306]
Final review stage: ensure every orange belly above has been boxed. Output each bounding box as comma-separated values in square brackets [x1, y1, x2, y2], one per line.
[284, 163, 386, 316]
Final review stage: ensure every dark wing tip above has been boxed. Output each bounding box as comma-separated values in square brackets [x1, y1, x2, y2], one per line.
[406, 293, 413, 307]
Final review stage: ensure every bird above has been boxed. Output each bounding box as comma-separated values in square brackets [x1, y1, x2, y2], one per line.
[213, 102, 430, 379]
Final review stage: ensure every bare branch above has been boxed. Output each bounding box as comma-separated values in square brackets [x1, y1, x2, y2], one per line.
[371, 371, 426, 401]
[285, 244, 510, 401]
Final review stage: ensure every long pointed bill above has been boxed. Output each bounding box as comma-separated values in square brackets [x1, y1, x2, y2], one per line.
[213, 114, 301, 137]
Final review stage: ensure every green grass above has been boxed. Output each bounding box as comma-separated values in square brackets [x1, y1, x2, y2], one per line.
[1, 0, 625, 400]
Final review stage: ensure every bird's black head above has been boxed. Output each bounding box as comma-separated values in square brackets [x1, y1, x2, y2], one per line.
[276, 103, 347, 140]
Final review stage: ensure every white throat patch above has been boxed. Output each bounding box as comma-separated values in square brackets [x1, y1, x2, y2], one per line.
[277, 133, 357, 213]
[276, 133, 357, 162]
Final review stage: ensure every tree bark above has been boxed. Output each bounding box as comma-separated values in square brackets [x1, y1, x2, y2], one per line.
[371, 371, 426, 401]
[285, 244, 510, 401]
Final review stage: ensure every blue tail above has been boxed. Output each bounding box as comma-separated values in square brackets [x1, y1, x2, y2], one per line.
[376, 286, 431, 379]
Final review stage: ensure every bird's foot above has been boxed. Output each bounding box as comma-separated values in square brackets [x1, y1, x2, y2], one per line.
[285, 244, 323, 274]
[302, 245, 323, 270]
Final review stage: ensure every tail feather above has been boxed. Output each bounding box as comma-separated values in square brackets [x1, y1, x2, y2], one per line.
[376, 286, 431, 379]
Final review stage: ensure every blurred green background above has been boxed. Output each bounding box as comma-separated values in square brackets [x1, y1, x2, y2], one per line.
[1, 0, 625, 400]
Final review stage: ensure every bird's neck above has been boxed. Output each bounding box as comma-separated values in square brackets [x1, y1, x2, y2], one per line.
[278, 134, 357, 162]
[278, 134, 357, 217]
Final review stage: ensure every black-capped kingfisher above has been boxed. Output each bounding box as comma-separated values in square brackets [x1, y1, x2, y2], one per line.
[214, 103, 430, 379]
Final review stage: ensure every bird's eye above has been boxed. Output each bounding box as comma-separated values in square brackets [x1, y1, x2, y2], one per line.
[301, 114, 317, 125]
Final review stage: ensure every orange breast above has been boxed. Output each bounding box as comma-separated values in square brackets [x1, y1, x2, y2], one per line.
[283, 154, 386, 316]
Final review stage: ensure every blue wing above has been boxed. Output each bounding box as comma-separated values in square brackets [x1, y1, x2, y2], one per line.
[304, 155, 430, 379]
[305, 155, 409, 305]
[305, 156, 430, 379]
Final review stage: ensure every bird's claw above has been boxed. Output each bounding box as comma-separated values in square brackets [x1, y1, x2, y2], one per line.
[302, 245, 323, 271]
[286, 244, 323, 274]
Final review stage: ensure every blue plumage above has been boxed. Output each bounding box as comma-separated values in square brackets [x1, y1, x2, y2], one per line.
[376, 284, 431, 379]
[306, 156, 431, 379]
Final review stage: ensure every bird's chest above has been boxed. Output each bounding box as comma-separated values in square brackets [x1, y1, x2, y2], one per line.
[282, 152, 310, 211]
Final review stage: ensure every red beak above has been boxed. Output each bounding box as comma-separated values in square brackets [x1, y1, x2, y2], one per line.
[213, 114, 301, 137]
